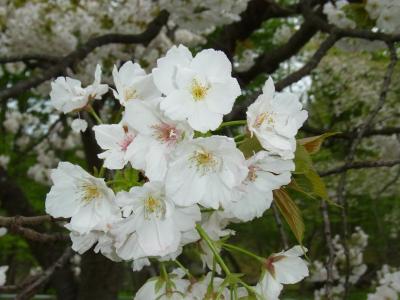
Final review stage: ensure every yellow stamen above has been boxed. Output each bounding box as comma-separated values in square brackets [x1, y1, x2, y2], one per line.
[190, 149, 218, 174]
[144, 195, 165, 218]
[124, 87, 138, 101]
[81, 182, 101, 202]
[254, 112, 275, 128]
[190, 79, 209, 101]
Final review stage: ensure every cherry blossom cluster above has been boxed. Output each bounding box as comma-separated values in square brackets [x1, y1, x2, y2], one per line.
[323, 0, 400, 34]
[45, 44, 309, 299]
[0, 0, 249, 89]
[1, 105, 83, 184]
[310, 227, 368, 300]
[368, 265, 400, 300]
[0, 228, 7, 287]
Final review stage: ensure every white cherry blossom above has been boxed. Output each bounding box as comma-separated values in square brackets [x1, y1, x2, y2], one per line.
[165, 136, 248, 209]
[0, 266, 8, 286]
[247, 77, 308, 159]
[123, 100, 193, 181]
[112, 181, 201, 259]
[93, 123, 136, 169]
[0, 228, 7, 237]
[153, 45, 241, 132]
[188, 272, 247, 299]
[112, 61, 160, 106]
[224, 151, 294, 222]
[134, 270, 190, 300]
[50, 65, 108, 113]
[71, 118, 88, 133]
[256, 246, 309, 300]
[68, 230, 121, 262]
[45, 162, 120, 234]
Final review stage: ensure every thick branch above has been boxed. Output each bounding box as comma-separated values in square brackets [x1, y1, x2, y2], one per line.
[0, 215, 56, 226]
[302, 3, 400, 43]
[319, 159, 400, 177]
[209, 0, 298, 59]
[0, 10, 169, 102]
[237, 18, 318, 84]
[275, 34, 339, 91]
[6, 225, 68, 243]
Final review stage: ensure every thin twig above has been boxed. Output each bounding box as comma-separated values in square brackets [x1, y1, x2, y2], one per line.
[272, 202, 289, 249]
[320, 200, 335, 298]
[335, 44, 398, 299]
[319, 159, 400, 177]
[15, 248, 73, 300]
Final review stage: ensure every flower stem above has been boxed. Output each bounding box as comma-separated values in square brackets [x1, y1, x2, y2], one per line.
[87, 105, 102, 124]
[195, 224, 231, 276]
[216, 120, 247, 130]
[222, 243, 264, 262]
[174, 260, 193, 279]
[160, 262, 168, 280]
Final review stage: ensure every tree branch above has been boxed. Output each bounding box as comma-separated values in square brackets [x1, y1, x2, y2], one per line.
[275, 33, 339, 91]
[320, 200, 335, 298]
[237, 18, 319, 84]
[302, 124, 400, 139]
[319, 159, 400, 177]
[334, 43, 397, 298]
[208, 0, 298, 59]
[0, 10, 169, 102]
[15, 248, 74, 300]
[0, 215, 57, 227]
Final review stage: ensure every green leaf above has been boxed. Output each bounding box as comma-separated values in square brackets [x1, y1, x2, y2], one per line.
[294, 143, 333, 203]
[298, 132, 339, 155]
[238, 136, 263, 158]
[112, 168, 140, 192]
[274, 189, 304, 244]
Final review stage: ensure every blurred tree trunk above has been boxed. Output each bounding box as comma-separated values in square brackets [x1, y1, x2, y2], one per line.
[77, 252, 123, 300]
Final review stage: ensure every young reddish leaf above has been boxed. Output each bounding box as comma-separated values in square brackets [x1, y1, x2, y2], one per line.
[273, 189, 304, 244]
[298, 132, 339, 155]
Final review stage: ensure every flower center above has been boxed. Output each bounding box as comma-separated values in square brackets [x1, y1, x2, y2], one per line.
[190, 79, 209, 101]
[81, 182, 101, 203]
[124, 87, 138, 101]
[144, 195, 165, 219]
[254, 111, 275, 128]
[152, 123, 182, 145]
[190, 149, 218, 174]
[119, 133, 134, 151]
[246, 165, 259, 182]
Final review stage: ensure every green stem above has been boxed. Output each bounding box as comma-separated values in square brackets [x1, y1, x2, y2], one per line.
[160, 262, 168, 280]
[222, 243, 264, 262]
[196, 224, 231, 276]
[174, 260, 193, 279]
[234, 133, 246, 142]
[87, 105, 103, 124]
[216, 120, 247, 130]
